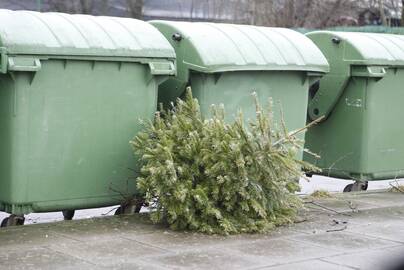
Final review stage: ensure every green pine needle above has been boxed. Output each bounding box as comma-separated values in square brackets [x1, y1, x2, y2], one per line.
[130, 87, 319, 235]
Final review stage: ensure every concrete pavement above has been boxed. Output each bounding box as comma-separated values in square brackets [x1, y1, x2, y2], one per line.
[1, 191, 404, 270]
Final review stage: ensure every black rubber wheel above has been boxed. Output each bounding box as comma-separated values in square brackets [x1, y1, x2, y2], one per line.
[134, 203, 142, 213]
[114, 201, 143, 216]
[343, 183, 354, 192]
[114, 207, 122, 216]
[62, 210, 75, 220]
[1, 217, 9, 228]
[361, 181, 369, 191]
[1, 215, 25, 227]
[14, 216, 25, 226]
[343, 181, 368, 192]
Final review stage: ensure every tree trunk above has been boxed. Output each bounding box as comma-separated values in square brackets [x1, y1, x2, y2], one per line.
[190, 0, 194, 20]
[297, 0, 313, 27]
[286, 0, 295, 27]
[378, 0, 388, 26]
[100, 0, 109, 15]
[320, 0, 343, 27]
[126, 0, 144, 19]
[251, 0, 256, 25]
[401, 0, 404, 26]
[79, 0, 94, 14]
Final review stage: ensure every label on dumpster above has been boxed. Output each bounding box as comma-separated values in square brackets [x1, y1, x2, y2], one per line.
[345, 98, 362, 108]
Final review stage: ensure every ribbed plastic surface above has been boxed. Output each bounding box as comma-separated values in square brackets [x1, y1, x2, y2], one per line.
[311, 31, 404, 65]
[0, 9, 175, 58]
[151, 21, 329, 72]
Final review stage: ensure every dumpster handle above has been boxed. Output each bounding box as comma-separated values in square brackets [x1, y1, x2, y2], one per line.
[8, 57, 41, 72]
[148, 61, 175, 76]
[351, 66, 386, 78]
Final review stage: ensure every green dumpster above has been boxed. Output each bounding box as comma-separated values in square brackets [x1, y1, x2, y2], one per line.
[0, 10, 175, 226]
[304, 31, 404, 191]
[150, 21, 329, 154]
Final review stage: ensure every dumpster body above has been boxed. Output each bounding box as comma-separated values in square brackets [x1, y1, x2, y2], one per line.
[304, 31, 404, 181]
[150, 21, 329, 156]
[0, 10, 175, 216]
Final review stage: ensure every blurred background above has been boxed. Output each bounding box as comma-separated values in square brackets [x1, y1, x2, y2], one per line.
[0, 0, 403, 29]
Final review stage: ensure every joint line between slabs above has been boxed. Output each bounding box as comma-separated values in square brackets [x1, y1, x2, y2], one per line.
[42, 245, 101, 267]
[119, 236, 173, 253]
[317, 258, 360, 270]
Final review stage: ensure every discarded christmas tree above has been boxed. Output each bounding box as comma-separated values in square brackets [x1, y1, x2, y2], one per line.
[131, 88, 318, 234]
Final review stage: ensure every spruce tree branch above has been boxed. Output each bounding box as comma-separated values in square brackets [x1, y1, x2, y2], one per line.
[272, 116, 325, 147]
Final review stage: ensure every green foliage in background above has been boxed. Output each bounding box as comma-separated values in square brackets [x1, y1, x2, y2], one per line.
[131, 88, 318, 234]
[327, 26, 404, 34]
[294, 26, 404, 35]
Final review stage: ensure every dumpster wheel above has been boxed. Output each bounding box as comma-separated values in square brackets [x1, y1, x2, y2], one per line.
[343, 181, 368, 192]
[0, 215, 25, 228]
[62, 210, 75, 220]
[114, 201, 143, 215]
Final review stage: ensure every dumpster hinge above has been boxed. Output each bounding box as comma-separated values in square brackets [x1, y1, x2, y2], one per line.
[308, 74, 350, 121]
[0, 47, 8, 74]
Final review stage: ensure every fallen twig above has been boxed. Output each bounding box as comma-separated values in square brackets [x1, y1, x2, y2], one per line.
[332, 219, 348, 226]
[305, 200, 352, 217]
[389, 180, 404, 193]
[326, 225, 347, 232]
[102, 207, 120, 216]
[347, 200, 359, 213]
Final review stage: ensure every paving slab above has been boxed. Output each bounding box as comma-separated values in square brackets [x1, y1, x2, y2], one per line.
[221, 238, 342, 265]
[47, 237, 169, 268]
[289, 230, 399, 252]
[341, 207, 404, 244]
[0, 246, 99, 270]
[258, 259, 353, 270]
[142, 248, 259, 270]
[0, 226, 79, 250]
[345, 191, 404, 207]
[321, 245, 404, 270]
[122, 230, 229, 251]
[303, 191, 404, 213]
[0, 191, 403, 270]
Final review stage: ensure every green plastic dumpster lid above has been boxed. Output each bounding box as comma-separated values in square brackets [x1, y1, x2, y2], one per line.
[307, 31, 404, 66]
[0, 9, 175, 59]
[150, 21, 329, 75]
